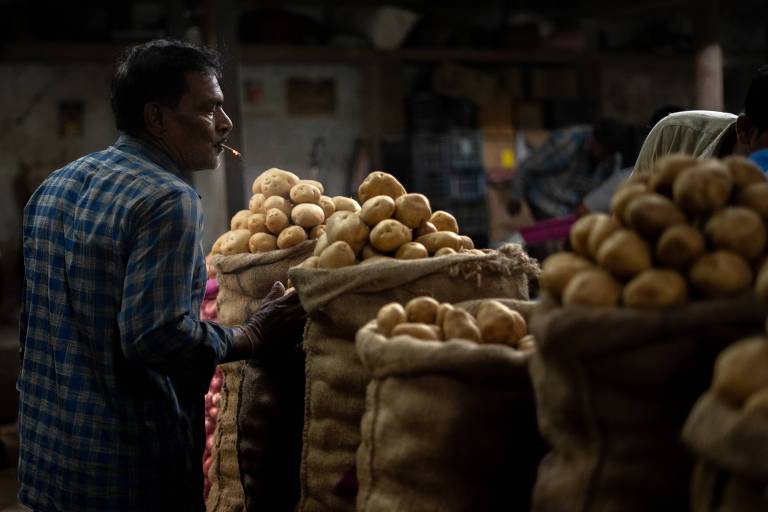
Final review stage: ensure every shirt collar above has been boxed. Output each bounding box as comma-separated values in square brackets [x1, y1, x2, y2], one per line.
[113, 133, 184, 178]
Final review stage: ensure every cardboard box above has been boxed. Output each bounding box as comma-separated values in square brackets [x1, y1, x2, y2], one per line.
[482, 133, 517, 184]
[487, 185, 535, 244]
[515, 101, 546, 130]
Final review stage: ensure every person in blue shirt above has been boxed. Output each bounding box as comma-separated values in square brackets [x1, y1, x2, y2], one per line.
[18, 39, 305, 511]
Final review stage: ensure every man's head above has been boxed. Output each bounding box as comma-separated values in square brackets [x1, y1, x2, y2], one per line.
[111, 39, 233, 172]
[736, 65, 768, 155]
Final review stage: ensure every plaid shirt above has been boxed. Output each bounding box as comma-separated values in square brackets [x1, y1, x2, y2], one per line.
[513, 125, 621, 220]
[18, 135, 234, 511]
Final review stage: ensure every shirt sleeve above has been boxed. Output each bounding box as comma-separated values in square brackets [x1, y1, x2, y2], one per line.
[117, 185, 233, 377]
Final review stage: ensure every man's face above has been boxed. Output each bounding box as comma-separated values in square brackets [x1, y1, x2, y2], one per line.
[161, 71, 233, 172]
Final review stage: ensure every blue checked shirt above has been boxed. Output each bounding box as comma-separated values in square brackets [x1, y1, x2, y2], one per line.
[18, 135, 234, 511]
[512, 125, 621, 220]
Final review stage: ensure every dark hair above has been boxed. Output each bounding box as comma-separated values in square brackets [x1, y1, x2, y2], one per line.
[745, 64, 768, 132]
[111, 39, 223, 136]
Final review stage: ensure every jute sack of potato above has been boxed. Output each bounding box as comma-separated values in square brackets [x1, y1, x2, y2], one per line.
[214, 240, 315, 325]
[207, 240, 315, 512]
[683, 392, 768, 512]
[355, 299, 546, 512]
[289, 244, 540, 512]
[528, 295, 767, 512]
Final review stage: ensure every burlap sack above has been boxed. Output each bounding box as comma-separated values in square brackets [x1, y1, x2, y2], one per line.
[207, 241, 314, 512]
[355, 298, 547, 512]
[206, 361, 246, 512]
[289, 244, 540, 512]
[528, 294, 768, 512]
[683, 392, 768, 512]
[214, 241, 315, 326]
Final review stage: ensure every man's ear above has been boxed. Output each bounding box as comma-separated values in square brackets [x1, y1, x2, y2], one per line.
[143, 102, 166, 138]
[736, 113, 753, 145]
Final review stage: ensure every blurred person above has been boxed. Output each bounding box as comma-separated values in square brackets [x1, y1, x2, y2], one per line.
[579, 105, 684, 214]
[18, 39, 306, 511]
[507, 119, 633, 220]
[633, 65, 768, 175]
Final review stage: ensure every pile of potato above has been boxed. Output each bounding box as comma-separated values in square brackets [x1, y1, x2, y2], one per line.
[300, 171, 479, 269]
[374, 297, 534, 350]
[711, 334, 768, 415]
[211, 168, 337, 256]
[541, 155, 768, 309]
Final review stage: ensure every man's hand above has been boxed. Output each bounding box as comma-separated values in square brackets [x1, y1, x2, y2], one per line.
[225, 282, 307, 362]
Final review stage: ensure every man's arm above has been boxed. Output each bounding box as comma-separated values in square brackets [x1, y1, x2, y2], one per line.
[117, 187, 233, 377]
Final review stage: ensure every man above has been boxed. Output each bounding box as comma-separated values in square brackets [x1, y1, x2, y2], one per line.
[633, 65, 768, 175]
[18, 39, 305, 511]
[507, 119, 631, 220]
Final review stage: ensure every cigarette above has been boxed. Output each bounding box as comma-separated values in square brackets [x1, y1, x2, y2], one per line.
[220, 143, 242, 159]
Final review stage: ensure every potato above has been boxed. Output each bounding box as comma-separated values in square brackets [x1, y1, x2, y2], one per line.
[313, 233, 329, 257]
[357, 171, 407, 204]
[298, 179, 325, 195]
[415, 231, 463, 254]
[300, 256, 320, 268]
[309, 225, 326, 240]
[460, 236, 475, 250]
[369, 219, 412, 252]
[230, 209, 252, 230]
[562, 268, 622, 308]
[291, 203, 325, 229]
[624, 193, 686, 237]
[723, 155, 766, 190]
[586, 214, 621, 258]
[442, 308, 481, 342]
[435, 303, 454, 327]
[429, 210, 459, 233]
[318, 240, 357, 268]
[517, 334, 536, 351]
[540, 251, 594, 301]
[434, 247, 457, 257]
[325, 211, 370, 254]
[318, 195, 336, 219]
[405, 296, 440, 324]
[649, 153, 698, 195]
[248, 232, 277, 253]
[736, 182, 768, 223]
[569, 213, 602, 257]
[261, 173, 293, 199]
[712, 336, 768, 408]
[395, 193, 432, 229]
[361, 244, 384, 260]
[705, 206, 767, 262]
[655, 224, 705, 269]
[391, 322, 441, 341]
[263, 195, 293, 216]
[265, 208, 289, 234]
[610, 184, 649, 224]
[248, 193, 266, 213]
[672, 160, 733, 217]
[622, 269, 688, 310]
[395, 242, 428, 260]
[359, 195, 396, 227]
[277, 225, 308, 249]
[743, 388, 768, 418]
[596, 229, 652, 278]
[332, 196, 362, 213]
[252, 168, 299, 195]
[414, 221, 438, 237]
[246, 213, 268, 234]
[688, 251, 753, 298]
[217, 229, 251, 255]
[476, 300, 527, 345]
[211, 231, 229, 255]
[289, 183, 322, 204]
[360, 255, 394, 265]
[376, 302, 407, 336]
